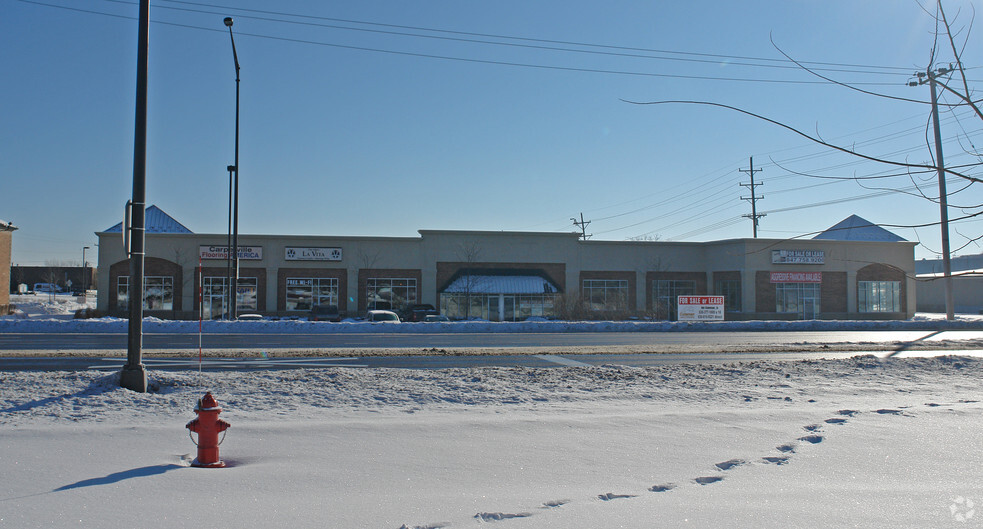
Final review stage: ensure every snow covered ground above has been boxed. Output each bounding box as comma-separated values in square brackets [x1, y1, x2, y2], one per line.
[2, 357, 982, 528]
[3, 293, 983, 527]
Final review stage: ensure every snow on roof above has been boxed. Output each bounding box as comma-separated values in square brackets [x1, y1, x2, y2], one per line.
[812, 214, 905, 242]
[0, 219, 16, 231]
[103, 205, 193, 234]
[442, 275, 559, 294]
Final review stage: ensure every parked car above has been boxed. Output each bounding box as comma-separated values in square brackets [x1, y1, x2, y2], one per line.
[366, 309, 400, 323]
[423, 314, 450, 322]
[309, 304, 341, 322]
[33, 283, 61, 293]
[403, 304, 439, 322]
[236, 313, 264, 321]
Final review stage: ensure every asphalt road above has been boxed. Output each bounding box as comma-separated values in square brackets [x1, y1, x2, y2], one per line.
[1, 330, 983, 353]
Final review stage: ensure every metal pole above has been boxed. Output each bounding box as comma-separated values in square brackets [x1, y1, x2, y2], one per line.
[121, 0, 150, 392]
[226, 164, 233, 319]
[928, 69, 955, 321]
[81, 246, 89, 297]
[225, 17, 241, 320]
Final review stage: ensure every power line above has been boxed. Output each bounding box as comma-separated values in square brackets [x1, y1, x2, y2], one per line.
[739, 156, 765, 238]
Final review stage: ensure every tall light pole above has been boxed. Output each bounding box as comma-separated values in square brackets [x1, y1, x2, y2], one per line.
[224, 16, 241, 320]
[122, 0, 150, 392]
[81, 246, 90, 299]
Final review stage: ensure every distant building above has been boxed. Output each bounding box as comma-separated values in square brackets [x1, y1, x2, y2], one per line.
[95, 208, 916, 321]
[1, 219, 16, 314]
[916, 252, 983, 314]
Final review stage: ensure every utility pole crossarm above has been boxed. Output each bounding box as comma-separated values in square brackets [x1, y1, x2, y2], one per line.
[739, 156, 765, 238]
[571, 213, 591, 241]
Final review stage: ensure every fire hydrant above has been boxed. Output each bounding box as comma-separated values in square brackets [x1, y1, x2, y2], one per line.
[186, 392, 230, 468]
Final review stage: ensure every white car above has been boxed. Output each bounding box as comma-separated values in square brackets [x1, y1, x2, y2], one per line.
[366, 310, 400, 323]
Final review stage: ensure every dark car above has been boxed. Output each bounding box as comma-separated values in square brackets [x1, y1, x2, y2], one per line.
[309, 304, 341, 322]
[403, 304, 439, 322]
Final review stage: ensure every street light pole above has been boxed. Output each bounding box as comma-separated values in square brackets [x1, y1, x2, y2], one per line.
[224, 16, 241, 320]
[81, 246, 90, 299]
[122, 0, 150, 392]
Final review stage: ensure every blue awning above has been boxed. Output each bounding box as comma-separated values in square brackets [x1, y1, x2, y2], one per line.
[442, 275, 558, 294]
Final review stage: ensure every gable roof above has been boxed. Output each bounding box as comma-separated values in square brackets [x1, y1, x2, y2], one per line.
[103, 205, 193, 234]
[812, 215, 905, 242]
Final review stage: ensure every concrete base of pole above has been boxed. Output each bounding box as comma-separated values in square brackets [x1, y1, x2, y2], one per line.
[120, 365, 148, 393]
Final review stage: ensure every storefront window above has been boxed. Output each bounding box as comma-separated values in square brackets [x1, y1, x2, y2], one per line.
[286, 278, 337, 311]
[202, 276, 258, 318]
[583, 279, 629, 312]
[858, 281, 900, 312]
[653, 280, 696, 320]
[440, 292, 557, 321]
[776, 283, 821, 318]
[366, 278, 416, 312]
[715, 279, 742, 312]
[117, 276, 174, 311]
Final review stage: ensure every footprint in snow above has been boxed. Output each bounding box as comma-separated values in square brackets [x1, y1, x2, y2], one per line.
[798, 435, 823, 444]
[398, 525, 446, 529]
[762, 456, 790, 465]
[541, 500, 568, 509]
[824, 418, 847, 425]
[803, 424, 822, 432]
[715, 459, 747, 471]
[875, 409, 904, 415]
[694, 476, 724, 486]
[598, 493, 637, 501]
[474, 512, 533, 522]
[649, 484, 676, 493]
[776, 443, 796, 453]
[837, 409, 859, 417]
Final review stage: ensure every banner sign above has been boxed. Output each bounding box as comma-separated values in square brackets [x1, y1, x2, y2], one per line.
[770, 272, 822, 283]
[286, 278, 313, 288]
[285, 247, 342, 261]
[772, 249, 825, 264]
[199, 245, 263, 260]
[677, 296, 725, 322]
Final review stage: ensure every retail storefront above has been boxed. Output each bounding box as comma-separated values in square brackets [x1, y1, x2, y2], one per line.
[97, 209, 917, 321]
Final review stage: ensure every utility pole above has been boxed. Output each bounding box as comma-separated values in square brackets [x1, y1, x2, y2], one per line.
[739, 156, 765, 238]
[571, 213, 591, 241]
[910, 65, 954, 321]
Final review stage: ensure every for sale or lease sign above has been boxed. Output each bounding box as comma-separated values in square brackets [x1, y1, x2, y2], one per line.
[677, 296, 725, 322]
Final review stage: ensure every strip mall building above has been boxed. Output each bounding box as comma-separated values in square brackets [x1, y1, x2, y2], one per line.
[95, 208, 916, 321]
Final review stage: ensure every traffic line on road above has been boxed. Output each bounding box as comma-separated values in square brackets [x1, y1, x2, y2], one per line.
[534, 354, 593, 367]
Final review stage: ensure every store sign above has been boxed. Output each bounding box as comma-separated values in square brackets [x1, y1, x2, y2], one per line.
[677, 296, 725, 322]
[770, 272, 822, 283]
[286, 278, 313, 287]
[285, 247, 342, 261]
[772, 249, 825, 264]
[199, 245, 263, 260]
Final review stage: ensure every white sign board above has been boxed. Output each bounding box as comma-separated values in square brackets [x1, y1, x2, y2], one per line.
[677, 296, 725, 322]
[285, 247, 342, 261]
[199, 245, 263, 260]
[772, 249, 825, 265]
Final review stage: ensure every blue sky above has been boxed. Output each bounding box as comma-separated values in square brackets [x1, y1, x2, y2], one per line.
[3, 0, 982, 265]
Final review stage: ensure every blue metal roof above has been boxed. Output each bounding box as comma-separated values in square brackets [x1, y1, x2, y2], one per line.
[813, 215, 905, 242]
[104, 205, 193, 234]
[443, 275, 558, 294]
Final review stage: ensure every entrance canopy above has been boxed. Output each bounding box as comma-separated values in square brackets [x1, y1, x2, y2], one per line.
[442, 275, 558, 294]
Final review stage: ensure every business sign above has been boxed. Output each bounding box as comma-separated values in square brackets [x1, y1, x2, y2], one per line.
[770, 272, 822, 283]
[677, 296, 725, 322]
[285, 247, 342, 261]
[199, 245, 263, 260]
[772, 249, 825, 265]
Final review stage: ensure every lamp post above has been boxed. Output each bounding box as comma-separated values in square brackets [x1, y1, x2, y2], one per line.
[224, 16, 240, 320]
[81, 246, 90, 300]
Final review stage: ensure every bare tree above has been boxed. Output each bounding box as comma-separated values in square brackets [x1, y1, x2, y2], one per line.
[458, 241, 482, 319]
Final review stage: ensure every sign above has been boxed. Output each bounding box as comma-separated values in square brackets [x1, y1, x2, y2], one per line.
[770, 272, 822, 283]
[285, 247, 342, 261]
[199, 245, 263, 260]
[677, 296, 725, 322]
[772, 249, 825, 264]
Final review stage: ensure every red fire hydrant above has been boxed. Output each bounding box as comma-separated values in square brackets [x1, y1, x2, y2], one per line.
[186, 392, 230, 468]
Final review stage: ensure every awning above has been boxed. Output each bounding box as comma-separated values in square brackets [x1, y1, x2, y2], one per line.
[442, 275, 558, 294]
